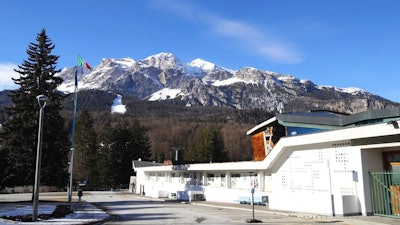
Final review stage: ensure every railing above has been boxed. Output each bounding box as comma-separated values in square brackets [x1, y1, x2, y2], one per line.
[370, 171, 400, 218]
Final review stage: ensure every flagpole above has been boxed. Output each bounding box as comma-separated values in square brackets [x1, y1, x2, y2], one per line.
[68, 63, 79, 206]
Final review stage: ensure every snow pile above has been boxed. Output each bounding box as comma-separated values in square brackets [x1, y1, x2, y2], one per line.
[111, 94, 126, 114]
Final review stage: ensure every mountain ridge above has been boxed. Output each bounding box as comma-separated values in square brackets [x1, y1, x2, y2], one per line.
[57, 52, 398, 114]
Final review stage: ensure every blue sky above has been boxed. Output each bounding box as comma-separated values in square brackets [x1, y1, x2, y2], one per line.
[1, 0, 400, 102]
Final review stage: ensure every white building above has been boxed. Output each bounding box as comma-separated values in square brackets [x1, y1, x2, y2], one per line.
[133, 107, 400, 217]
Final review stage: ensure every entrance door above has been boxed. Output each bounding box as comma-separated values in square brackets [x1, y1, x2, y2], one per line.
[370, 151, 400, 217]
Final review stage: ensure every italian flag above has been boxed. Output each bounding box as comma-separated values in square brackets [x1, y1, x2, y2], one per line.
[77, 55, 92, 70]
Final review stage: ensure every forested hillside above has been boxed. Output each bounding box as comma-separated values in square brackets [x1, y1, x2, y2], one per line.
[62, 90, 274, 162]
[1, 89, 273, 163]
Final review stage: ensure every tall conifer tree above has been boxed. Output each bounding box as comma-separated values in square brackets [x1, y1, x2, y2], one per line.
[0, 29, 69, 187]
[98, 117, 151, 188]
[74, 109, 98, 188]
[184, 125, 228, 163]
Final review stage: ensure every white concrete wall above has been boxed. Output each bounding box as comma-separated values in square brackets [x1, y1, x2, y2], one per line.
[360, 148, 385, 215]
[269, 147, 334, 215]
[329, 147, 364, 216]
[203, 186, 268, 204]
[139, 174, 186, 198]
[134, 170, 145, 195]
[134, 169, 270, 204]
[269, 147, 364, 216]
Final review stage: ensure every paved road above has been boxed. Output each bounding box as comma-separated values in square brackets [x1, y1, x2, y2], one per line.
[1, 191, 399, 224]
[83, 191, 400, 225]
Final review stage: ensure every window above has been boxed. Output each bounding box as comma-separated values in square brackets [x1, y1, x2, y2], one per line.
[207, 173, 215, 185]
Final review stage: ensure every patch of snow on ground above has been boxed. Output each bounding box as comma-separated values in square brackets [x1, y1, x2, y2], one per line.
[148, 88, 181, 101]
[111, 94, 126, 114]
[0, 204, 55, 217]
[0, 202, 108, 225]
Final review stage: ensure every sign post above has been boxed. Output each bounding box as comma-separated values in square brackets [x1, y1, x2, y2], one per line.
[251, 187, 255, 221]
[246, 178, 262, 223]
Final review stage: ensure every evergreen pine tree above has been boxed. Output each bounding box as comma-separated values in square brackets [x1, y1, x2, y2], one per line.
[207, 126, 228, 162]
[0, 144, 8, 188]
[0, 29, 69, 187]
[129, 118, 151, 161]
[112, 120, 134, 187]
[184, 125, 228, 163]
[74, 108, 98, 188]
[97, 120, 114, 188]
[98, 117, 151, 188]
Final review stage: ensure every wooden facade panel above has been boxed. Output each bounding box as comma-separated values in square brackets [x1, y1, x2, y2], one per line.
[252, 132, 265, 161]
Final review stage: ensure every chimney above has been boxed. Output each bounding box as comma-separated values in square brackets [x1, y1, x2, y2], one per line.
[175, 149, 179, 162]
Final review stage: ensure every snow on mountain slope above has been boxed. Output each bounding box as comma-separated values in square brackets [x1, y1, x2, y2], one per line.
[212, 77, 257, 86]
[188, 58, 232, 73]
[148, 88, 182, 101]
[318, 86, 367, 95]
[111, 57, 136, 68]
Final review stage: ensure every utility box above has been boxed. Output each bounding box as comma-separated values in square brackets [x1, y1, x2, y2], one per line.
[177, 191, 189, 201]
[189, 191, 204, 201]
[334, 195, 361, 216]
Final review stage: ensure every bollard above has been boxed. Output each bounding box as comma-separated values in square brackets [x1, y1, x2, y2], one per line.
[78, 189, 83, 202]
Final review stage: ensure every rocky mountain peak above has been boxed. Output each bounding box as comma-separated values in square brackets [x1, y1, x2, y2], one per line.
[57, 52, 398, 114]
[138, 52, 185, 71]
[99, 57, 136, 69]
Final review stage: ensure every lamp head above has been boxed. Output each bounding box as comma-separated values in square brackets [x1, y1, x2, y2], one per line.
[36, 95, 48, 102]
[36, 94, 48, 107]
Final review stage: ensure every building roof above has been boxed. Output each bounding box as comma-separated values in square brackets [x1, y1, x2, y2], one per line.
[247, 106, 400, 135]
[132, 159, 163, 169]
[343, 106, 400, 125]
[277, 110, 345, 127]
[246, 117, 277, 136]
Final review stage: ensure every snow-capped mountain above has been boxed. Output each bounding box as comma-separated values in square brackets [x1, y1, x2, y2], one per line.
[57, 52, 397, 113]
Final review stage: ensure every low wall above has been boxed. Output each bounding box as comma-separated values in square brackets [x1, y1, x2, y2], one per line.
[2, 185, 62, 193]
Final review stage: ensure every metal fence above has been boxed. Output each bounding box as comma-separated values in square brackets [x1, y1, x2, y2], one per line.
[370, 171, 400, 218]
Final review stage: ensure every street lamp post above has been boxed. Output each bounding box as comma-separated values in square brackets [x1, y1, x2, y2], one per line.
[68, 68, 79, 206]
[32, 94, 48, 222]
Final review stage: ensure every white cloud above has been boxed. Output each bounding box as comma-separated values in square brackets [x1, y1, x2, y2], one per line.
[150, 0, 303, 64]
[207, 16, 302, 64]
[0, 62, 19, 91]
